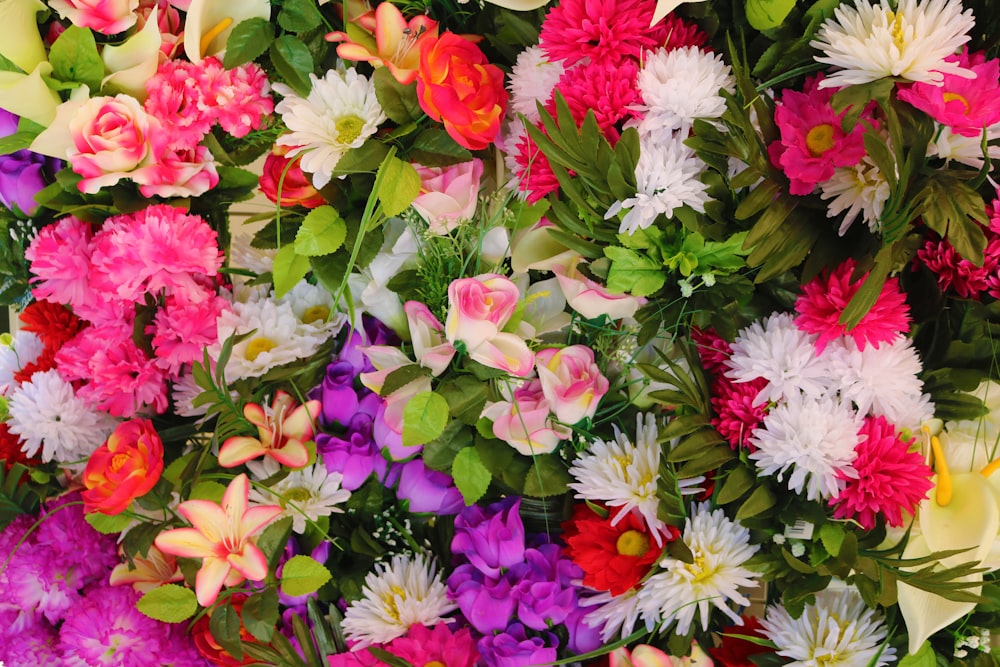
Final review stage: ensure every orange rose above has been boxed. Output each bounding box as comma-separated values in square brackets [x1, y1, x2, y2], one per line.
[81, 418, 164, 515]
[416, 32, 508, 151]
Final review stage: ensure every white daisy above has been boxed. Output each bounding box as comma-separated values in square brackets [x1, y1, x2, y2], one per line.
[761, 588, 896, 667]
[568, 413, 667, 542]
[636, 503, 759, 636]
[635, 45, 734, 137]
[509, 46, 565, 124]
[582, 588, 645, 642]
[749, 393, 863, 501]
[726, 312, 833, 406]
[249, 464, 350, 534]
[928, 124, 1000, 169]
[275, 68, 386, 189]
[0, 331, 43, 391]
[341, 553, 456, 648]
[8, 370, 118, 463]
[819, 154, 890, 236]
[279, 280, 346, 338]
[605, 135, 709, 235]
[811, 0, 975, 89]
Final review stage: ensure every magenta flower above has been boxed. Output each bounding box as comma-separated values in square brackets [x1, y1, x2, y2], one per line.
[539, 0, 669, 66]
[898, 50, 1000, 138]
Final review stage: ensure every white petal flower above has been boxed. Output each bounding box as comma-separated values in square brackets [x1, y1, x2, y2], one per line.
[819, 154, 890, 236]
[249, 464, 350, 534]
[582, 588, 645, 642]
[508, 46, 565, 125]
[279, 280, 346, 338]
[928, 124, 1000, 169]
[636, 46, 734, 137]
[0, 330, 44, 391]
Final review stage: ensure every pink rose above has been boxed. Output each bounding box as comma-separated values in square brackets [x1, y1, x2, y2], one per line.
[49, 0, 139, 35]
[404, 301, 455, 376]
[411, 159, 483, 234]
[445, 273, 521, 350]
[534, 345, 609, 425]
[467, 332, 534, 377]
[554, 257, 646, 320]
[482, 379, 570, 456]
[134, 144, 219, 198]
[69, 94, 156, 193]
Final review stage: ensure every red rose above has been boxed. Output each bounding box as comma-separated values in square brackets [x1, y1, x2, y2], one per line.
[259, 147, 326, 208]
[81, 418, 164, 515]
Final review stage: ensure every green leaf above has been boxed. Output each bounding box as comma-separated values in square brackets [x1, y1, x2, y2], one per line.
[84, 512, 133, 534]
[423, 420, 474, 472]
[190, 480, 227, 503]
[898, 641, 936, 667]
[136, 584, 198, 623]
[735, 484, 776, 520]
[604, 246, 666, 297]
[281, 555, 333, 597]
[377, 156, 421, 217]
[210, 602, 244, 661]
[295, 206, 347, 256]
[48, 26, 103, 90]
[451, 447, 492, 505]
[242, 588, 279, 643]
[272, 244, 310, 298]
[373, 67, 422, 124]
[820, 523, 846, 557]
[256, 517, 294, 570]
[277, 0, 324, 32]
[410, 128, 473, 167]
[716, 465, 754, 505]
[270, 35, 315, 97]
[380, 364, 432, 398]
[401, 391, 449, 448]
[223, 17, 275, 68]
[523, 455, 574, 498]
[746, 0, 796, 29]
[368, 648, 417, 667]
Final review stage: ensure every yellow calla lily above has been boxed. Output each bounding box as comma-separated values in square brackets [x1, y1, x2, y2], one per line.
[0, 0, 47, 73]
[101, 6, 163, 100]
[0, 62, 61, 126]
[183, 0, 271, 64]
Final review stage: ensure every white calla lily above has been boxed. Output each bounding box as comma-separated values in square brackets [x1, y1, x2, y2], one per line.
[183, 0, 271, 64]
[0, 62, 61, 126]
[0, 0, 47, 73]
[650, 0, 706, 26]
[102, 6, 163, 100]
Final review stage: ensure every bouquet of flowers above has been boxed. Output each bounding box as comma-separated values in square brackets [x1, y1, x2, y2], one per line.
[1, 0, 1000, 665]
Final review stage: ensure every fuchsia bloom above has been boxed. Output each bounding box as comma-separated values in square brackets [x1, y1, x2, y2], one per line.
[917, 199, 1000, 299]
[200, 58, 274, 139]
[218, 391, 321, 468]
[154, 474, 282, 607]
[48, 0, 138, 35]
[768, 75, 871, 196]
[539, 0, 670, 66]
[135, 144, 219, 198]
[535, 345, 609, 425]
[547, 59, 641, 144]
[68, 94, 158, 194]
[24, 216, 96, 312]
[898, 49, 1000, 138]
[710, 377, 769, 450]
[512, 127, 562, 203]
[794, 258, 911, 353]
[384, 623, 479, 667]
[145, 59, 214, 149]
[149, 293, 230, 376]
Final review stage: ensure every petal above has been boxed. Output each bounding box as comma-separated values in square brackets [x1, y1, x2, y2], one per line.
[195, 556, 232, 607]
[176, 500, 227, 544]
[242, 402, 267, 427]
[282, 401, 319, 440]
[270, 439, 310, 469]
[373, 1, 407, 57]
[228, 543, 269, 582]
[222, 473, 251, 517]
[218, 436, 267, 467]
[240, 505, 284, 538]
[154, 527, 216, 559]
[920, 472, 998, 567]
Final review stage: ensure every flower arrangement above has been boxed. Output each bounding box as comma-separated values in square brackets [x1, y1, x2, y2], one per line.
[0, 0, 999, 665]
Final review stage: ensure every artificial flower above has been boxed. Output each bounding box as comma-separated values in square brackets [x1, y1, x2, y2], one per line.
[81, 418, 164, 515]
[218, 391, 321, 469]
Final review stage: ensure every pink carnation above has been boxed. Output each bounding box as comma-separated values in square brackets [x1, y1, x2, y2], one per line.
[385, 624, 479, 667]
[897, 49, 1000, 138]
[200, 58, 274, 138]
[692, 327, 732, 377]
[25, 217, 95, 312]
[144, 59, 214, 149]
[831, 415, 933, 529]
[660, 14, 709, 51]
[547, 59, 641, 144]
[794, 258, 910, 353]
[149, 292, 230, 377]
[711, 376, 768, 450]
[917, 199, 1000, 299]
[540, 0, 669, 66]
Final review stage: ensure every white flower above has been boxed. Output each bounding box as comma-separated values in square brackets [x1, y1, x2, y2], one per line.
[275, 69, 386, 189]
[582, 588, 645, 642]
[0, 330, 43, 391]
[749, 393, 863, 501]
[635, 46, 734, 137]
[170, 371, 209, 418]
[508, 46, 565, 124]
[819, 154, 890, 236]
[726, 312, 832, 406]
[8, 370, 118, 463]
[606, 135, 709, 235]
[279, 280, 346, 338]
[761, 588, 896, 667]
[568, 413, 668, 541]
[249, 464, 350, 534]
[811, 0, 975, 89]
[939, 379, 1000, 473]
[637, 503, 759, 636]
[928, 125, 1000, 169]
[341, 553, 456, 648]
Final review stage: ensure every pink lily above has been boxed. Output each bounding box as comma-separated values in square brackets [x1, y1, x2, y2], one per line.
[154, 474, 282, 607]
[218, 391, 320, 469]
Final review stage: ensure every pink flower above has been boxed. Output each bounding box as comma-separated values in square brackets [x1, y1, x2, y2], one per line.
[154, 474, 282, 607]
[149, 292, 230, 376]
[691, 327, 732, 377]
[134, 143, 219, 198]
[831, 415, 933, 529]
[768, 75, 870, 196]
[710, 376, 768, 450]
[384, 624, 479, 667]
[218, 391, 321, 468]
[411, 159, 483, 234]
[467, 333, 535, 377]
[24, 216, 96, 312]
[511, 126, 561, 203]
[539, 0, 670, 66]
[554, 257, 644, 320]
[68, 94, 157, 193]
[200, 58, 274, 138]
[482, 379, 570, 456]
[445, 274, 521, 351]
[547, 58, 641, 144]
[794, 258, 910, 353]
[897, 50, 1000, 138]
[144, 59, 213, 149]
[534, 345, 609, 425]
[611, 643, 714, 667]
[404, 301, 455, 376]
[48, 0, 138, 35]
[137, 0, 183, 59]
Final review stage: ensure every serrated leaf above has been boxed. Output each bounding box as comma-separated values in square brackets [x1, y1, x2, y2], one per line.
[281, 555, 333, 597]
[604, 246, 666, 297]
[451, 447, 491, 505]
[277, 0, 324, 32]
[746, 0, 796, 29]
[85, 511, 132, 534]
[136, 584, 198, 623]
[272, 244, 310, 298]
[295, 206, 346, 256]
[410, 128, 473, 167]
[380, 364, 432, 398]
[257, 517, 294, 570]
[819, 523, 846, 557]
[270, 35, 314, 97]
[223, 17, 275, 68]
[373, 67, 422, 124]
[401, 391, 449, 448]
[210, 603, 244, 660]
[377, 156, 421, 217]
[523, 455, 573, 498]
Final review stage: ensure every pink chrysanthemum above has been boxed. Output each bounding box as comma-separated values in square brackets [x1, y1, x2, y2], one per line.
[149, 292, 230, 377]
[144, 59, 214, 149]
[831, 415, 933, 529]
[794, 258, 910, 353]
[692, 326, 732, 377]
[201, 58, 274, 138]
[918, 201, 1000, 299]
[539, 0, 670, 66]
[89, 204, 223, 304]
[897, 49, 1000, 138]
[513, 127, 562, 203]
[768, 75, 871, 196]
[711, 376, 769, 450]
[660, 14, 710, 51]
[0, 621, 61, 666]
[384, 624, 479, 667]
[59, 586, 171, 666]
[546, 59, 641, 144]
[25, 216, 96, 312]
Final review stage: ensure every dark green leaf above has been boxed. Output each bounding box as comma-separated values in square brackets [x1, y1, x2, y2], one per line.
[278, 0, 324, 32]
[270, 36, 315, 97]
[373, 67, 422, 124]
[242, 588, 279, 643]
[210, 603, 244, 661]
[223, 18, 275, 68]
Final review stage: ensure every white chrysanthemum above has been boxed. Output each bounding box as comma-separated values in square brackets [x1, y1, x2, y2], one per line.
[568, 413, 668, 541]
[749, 394, 863, 501]
[214, 297, 327, 381]
[275, 69, 386, 189]
[928, 125, 1000, 169]
[0, 331, 44, 390]
[820, 154, 890, 236]
[170, 371, 209, 418]
[637, 503, 759, 636]
[636, 46, 734, 136]
[822, 336, 934, 430]
[726, 312, 833, 406]
[606, 135, 709, 235]
[227, 243, 276, 277]
[509, 46, 565, 124]
[761, 588, 896, 667]
[582, 589, 645, 642]
[8, 370, 118, 463]
[342, 553, 456, 648]
[279, 280, 346, 338]
[811, 0, 975, 89]
[249, 464, 350, 534]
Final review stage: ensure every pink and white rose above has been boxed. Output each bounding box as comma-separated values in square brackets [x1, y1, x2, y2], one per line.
[404, 300, 455, 376]
[482, 379, 570, 456]
[411, 158, 483, 234]
[48, 0, 139, 35]
[468, 331, 534, 377]
[68, 94, 157, 193]
[535, 345, 609, 425]
[134, 144, 219, 198]
[445, 273, 521, 351]
[554, 257, 645, 321]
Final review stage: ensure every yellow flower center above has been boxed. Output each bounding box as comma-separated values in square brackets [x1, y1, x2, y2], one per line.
[424, 662, 446, 667]
[200, 17, 234, 58]
[616, 529, 650, 557]
[110, 452, 130, 473]
[685, 553, 715, 583]
[335, 115, 366, 145]
[942, 91, 970, 114]
[887, 11, 907, 52]
[302, 305, 330, 325]
[382, 584, 407, 622]
[245, 337, 277, 362]
[282, 487, 313, 506]
[806, 123, 836, 157]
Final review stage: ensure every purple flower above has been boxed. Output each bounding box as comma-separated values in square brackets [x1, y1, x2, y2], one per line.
[339, 316, 399, 375]
[449, 563, 516, 633]
[564, 606, 604, 654]
[316, 359, 362, 427]
[0, 109, 60, 216]
[391, 458, 464, 514]
[477, 623, 558, 667]
[0, 618, 61, 666]
[452, 497, 526, 579]
[316, 409, 388, 491]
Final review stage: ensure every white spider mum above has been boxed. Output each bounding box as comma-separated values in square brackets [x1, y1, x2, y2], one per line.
[819, 154, 890, 236]
[509, 46, 565, 124]
[928, 125, 1000, 170]
[811, 0, 975, 89]
[249, 464, 350, 534]
[275, 69, 386, 189]
[582, 588, 644, 642]
[637, 503, 759, 636]
[636, 45, 734, 137]
[341, 553, 456, 648]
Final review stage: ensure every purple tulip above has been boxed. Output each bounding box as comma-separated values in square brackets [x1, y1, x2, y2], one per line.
[0, 110, 60, 217]
[316, 412, 387, 491]
[449, 564, 516, 634]
[452, 497, 525, 579]
[316, 359, 361, 427]
[392, 458, 464, 514]
[477, 623, 558, 667]
[564, 606, 605, 654]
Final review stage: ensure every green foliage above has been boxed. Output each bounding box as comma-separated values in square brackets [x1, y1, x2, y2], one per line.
[0, 462, 40, 529]
[452, 446, 491, 505]
[270, 35, 315, 96]
[223, 17, 276, 68]
[47, 26, 103, 91]
[280, 555, 333, 597]
[136, 584, 198, 623]
[401, 391, 450, 448]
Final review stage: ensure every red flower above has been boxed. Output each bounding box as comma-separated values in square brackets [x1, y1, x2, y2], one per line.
[191, 594, 260, 666]
[258, 147, 327, 209]
[81, 418, 164, 515]
[709, 616, 774, 667]
[562, 503, 668, 595]
[18, 299, 84, 349]
[0, 422, 38, 470]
